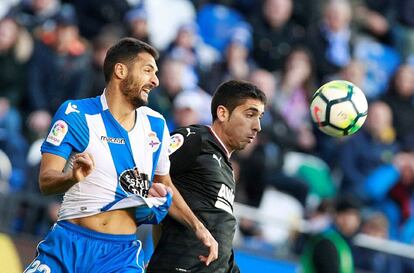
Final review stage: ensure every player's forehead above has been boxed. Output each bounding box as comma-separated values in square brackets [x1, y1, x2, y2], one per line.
[134, 52, 158, 72]
[235, 98, 265, 114]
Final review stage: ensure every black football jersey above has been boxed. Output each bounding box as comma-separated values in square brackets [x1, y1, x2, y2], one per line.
[147, 125, 240, 273]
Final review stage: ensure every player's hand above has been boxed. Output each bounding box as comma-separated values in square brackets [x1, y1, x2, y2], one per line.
[148, 182, 173, 198]
[72, 153, 95, 182]
[195, 225, 218, 266]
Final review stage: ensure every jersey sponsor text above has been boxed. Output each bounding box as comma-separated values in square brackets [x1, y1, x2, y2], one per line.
[214, 183, 234, 214]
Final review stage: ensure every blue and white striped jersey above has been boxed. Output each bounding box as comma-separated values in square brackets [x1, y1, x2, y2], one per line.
[41, 93, 171, 221]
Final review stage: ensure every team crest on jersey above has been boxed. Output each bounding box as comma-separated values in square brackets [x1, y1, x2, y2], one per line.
[46, 120, 68, 146]
[119, 167, 150, 197]
[168, 133, 184, 155]
[148, 132, 160, 152]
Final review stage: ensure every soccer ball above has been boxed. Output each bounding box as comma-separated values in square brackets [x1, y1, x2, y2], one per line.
[310, 80, 368, 137]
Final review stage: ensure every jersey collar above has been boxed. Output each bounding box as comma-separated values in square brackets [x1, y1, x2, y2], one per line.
[100, 89, 109, 111]
[208, 126, 231, 159]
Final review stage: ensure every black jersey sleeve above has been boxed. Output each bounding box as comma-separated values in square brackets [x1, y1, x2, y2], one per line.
[169, 127, 202, 176]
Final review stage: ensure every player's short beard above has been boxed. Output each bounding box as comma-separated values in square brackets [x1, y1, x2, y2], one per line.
[120, 75, 147, 108]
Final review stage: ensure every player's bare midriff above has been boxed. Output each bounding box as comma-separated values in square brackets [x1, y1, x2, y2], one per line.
[68, 208, 137, 234]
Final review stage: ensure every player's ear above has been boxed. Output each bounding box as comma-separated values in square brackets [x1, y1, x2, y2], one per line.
[216, 105, 229, 122]
[114, 63, 128, 80]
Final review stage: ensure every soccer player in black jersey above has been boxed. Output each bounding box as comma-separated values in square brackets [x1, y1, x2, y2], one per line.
[147, 80, 266, 273]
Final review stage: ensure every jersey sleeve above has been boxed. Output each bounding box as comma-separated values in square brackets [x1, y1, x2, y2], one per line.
[154, 120, 171, 175]
[41, 100, 89, 160]
[169, 127, 202, 176]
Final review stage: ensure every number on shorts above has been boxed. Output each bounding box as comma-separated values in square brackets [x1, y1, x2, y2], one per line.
[25, 260, 51, 273]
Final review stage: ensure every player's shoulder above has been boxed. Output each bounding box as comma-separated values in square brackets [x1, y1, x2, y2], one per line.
[173, 124, 207, 137]
[138, 106, 166, 120]
[57, 96, 102, 117]
[168, 125, 205, 155]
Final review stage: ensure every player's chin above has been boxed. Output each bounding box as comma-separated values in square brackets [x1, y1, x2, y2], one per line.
[237, 142, 249, 150]
[132, 97, 148, 108]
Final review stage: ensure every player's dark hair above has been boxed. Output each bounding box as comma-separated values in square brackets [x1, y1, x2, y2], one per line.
[211, 80, 267, 121]
[103, 37, 159, 83]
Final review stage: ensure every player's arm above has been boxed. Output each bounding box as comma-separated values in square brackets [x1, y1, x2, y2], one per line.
[39, 152, 94, 195]
[154, 174, 218, 266]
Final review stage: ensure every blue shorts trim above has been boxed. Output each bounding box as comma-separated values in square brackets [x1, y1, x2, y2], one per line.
[57, 220, 137, 241]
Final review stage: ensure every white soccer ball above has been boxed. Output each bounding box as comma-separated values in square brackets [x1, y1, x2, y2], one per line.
[310, 80, 368, 137]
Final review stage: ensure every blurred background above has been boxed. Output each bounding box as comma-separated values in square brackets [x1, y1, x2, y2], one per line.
[1, 0, 414, 272]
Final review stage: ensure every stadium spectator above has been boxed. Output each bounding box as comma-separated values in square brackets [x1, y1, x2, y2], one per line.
[165, 22, 219, 78]
[274, 47, 316, 153]
[364, 149, 414, 243]
[338, 60, 366, 93]
[307, 0, 354, 84]
[148, 57, 191, 128]
[354, 211, 403, 273]
[124, 6, 150, 44]
[200, 23, 255, 95]
[301, 196, 362, 273]
[382, 64, 414, 143]
[0, 0, 19, 19]
[84, 25, 123, 98]
[353, 0, 394, 44]
[392, 0, 414, 61]
[172, 90, 207, 128]
[173, 88, 212, 129]
[0, 14, 32, 192]
[290, 0, 323, 30]
[0, 13, 33, 132]
[338, 101, 400, 203]
[70, 0, 130, 39]
[13, 0, 61, 33]
[26, 4, 91, 139]
[250, 0, 305, 72]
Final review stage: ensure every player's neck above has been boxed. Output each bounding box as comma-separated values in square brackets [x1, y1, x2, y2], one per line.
[104, 86, 136, 131]
[210, 123, 233, 157]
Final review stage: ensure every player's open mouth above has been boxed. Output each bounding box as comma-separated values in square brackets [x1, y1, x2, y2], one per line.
[247, 136, 255, 142]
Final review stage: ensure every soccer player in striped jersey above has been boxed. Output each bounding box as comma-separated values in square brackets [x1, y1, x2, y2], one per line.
[24, 38, 217, 273]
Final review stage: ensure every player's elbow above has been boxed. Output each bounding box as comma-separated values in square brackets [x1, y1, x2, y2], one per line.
[38, 174, 55, 196]
[38, 179, 51, 195]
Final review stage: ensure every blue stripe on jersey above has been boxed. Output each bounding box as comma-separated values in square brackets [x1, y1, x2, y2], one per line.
[147, 115, 164, 180]
[41, 99, 98, 159]
[100, 110, 135, 211]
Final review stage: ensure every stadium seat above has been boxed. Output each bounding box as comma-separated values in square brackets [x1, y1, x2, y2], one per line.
[196, 4, 246, 52]
[283, 152, 337, 200]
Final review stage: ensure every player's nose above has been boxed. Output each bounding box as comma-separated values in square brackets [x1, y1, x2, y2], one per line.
[253, 118, 261, 132]
[151, 74, 159, 88]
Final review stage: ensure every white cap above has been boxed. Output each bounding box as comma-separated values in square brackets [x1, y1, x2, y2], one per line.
[173, 91, 204, 111]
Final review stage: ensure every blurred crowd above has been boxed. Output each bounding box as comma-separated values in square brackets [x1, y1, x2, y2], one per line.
[1, 0, 414, 272]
